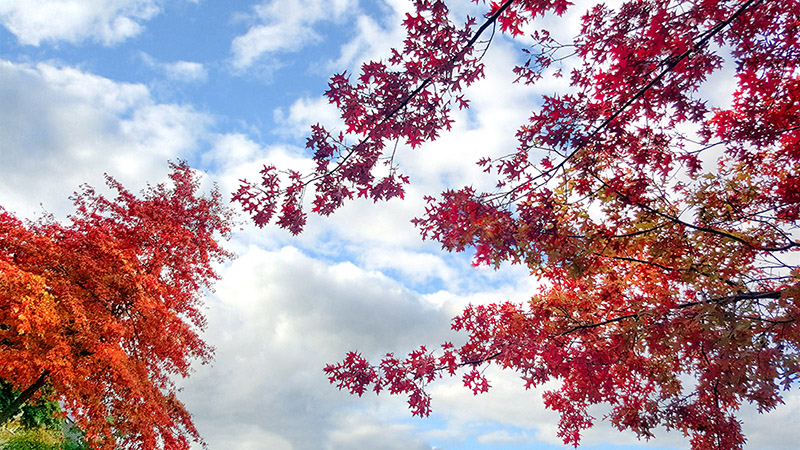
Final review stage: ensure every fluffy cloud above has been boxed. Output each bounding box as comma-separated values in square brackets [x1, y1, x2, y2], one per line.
[162, 60, 208, 83]
[0, 60, 209, 219]
[325, 411, 434, 450]
[140, 53, 208, 83]
[230, 0, 357, 70]
[0, 0, 176, 46]
[738, 393, 800, 450]
[175, 247, 562, 450]
[272, 96, 341, 139]
[321, 8, 405, 75]
[180, 246, 453, 449]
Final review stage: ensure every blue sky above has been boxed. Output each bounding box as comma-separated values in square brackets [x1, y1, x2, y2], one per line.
[1, 1, 797, 449]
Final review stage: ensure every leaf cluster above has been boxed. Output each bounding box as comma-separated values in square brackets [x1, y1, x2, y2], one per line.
[236, 0, 798, 448]
[1, 162, 234, 450]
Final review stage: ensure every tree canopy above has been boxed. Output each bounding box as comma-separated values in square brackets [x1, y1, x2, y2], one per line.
[234, 0, 799, 448]
[0, 162, 233, 450]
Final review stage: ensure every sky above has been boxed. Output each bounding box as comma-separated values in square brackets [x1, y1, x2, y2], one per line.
[0, 1, 798, 449]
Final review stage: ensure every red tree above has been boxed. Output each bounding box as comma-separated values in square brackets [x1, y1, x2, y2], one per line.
[1, 162, 233, 450]
[234, 0, 799, 448]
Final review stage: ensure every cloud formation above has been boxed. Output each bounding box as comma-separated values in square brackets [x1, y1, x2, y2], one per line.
[0, 0, 174, 46]
[230, 0, 356, 70]
[140, 53, 209, 83]
[0, 60, 209, 219]
[181, 246, 451, 449]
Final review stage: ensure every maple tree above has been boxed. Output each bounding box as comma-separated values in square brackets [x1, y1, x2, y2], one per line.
[0, 162, 233, 450]
[234, 0, 799, 448]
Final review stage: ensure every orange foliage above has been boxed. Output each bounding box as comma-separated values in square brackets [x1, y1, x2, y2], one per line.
[0, 162, 233, 450]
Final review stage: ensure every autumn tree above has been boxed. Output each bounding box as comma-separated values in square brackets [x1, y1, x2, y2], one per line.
[0, 162, 233, 450]
[234, 0, 799, 448]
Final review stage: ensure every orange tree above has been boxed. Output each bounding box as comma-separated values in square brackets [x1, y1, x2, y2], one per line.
[234, 0, 799, 448]
[1, 162, 233, 450]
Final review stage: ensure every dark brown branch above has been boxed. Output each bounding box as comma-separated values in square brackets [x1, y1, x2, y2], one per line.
[593, 252, 741, 289]
[558, 289, 788, 335]
[596, 253, 680, 275]
[429, 351, 504, 376]
[676, 290, 784, 310]
[461, 351, 504, 368]
[615, 194, 798, 252]
[0, 370, 50, 425]
[742, 315, 796, 325]
[607, 222, 670, 239]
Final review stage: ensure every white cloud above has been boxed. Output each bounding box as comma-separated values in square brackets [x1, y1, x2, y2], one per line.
[202, 133, 263, 170]
[272, 96, 341, 138]
[201, 133, 315, 214]
[0, 60, 210, 219]
[180, 246, 454, 449]
[739, 391, 800, 450]
[163, 60, 207, 83]
[424, 367, 688, 449]
[476, 429, 534, 445]
[0, 0, 168, 46]
[322, 11, 404, 74]
[230, 0, 357, 70]
[358, 248, 460, 289]
[326, 411, 434, 450]
[194, 424, 293, 450]
[141, 53, 209, 83]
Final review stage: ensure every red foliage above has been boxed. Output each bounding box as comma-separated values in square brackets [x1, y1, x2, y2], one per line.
[238, 0, 799, 447]
[0, 162, 233, 450]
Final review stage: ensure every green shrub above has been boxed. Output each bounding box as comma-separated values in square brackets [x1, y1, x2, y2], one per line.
[0, 427, 90, 450]
[0, 428, 61, 450]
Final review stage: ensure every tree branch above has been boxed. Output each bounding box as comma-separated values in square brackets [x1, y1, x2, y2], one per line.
[558, 289, 789, 335]
[505, 0, 770, 205]
[0, 370, 50, 425]
[302, 0, 517, 187]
